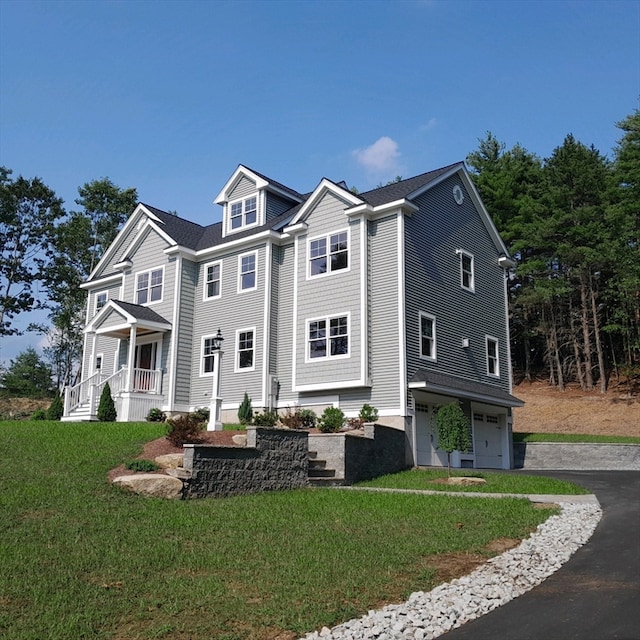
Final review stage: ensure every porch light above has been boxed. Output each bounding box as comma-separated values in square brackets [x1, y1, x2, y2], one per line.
[207, 329, 225, 432]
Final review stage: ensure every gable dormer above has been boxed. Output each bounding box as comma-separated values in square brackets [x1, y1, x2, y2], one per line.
[215, 165, 303, 238]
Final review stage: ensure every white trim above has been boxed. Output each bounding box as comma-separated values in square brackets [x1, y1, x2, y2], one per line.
[305, 312, 350, 363]
[289, 179, 362, 226]
[94, 352, 104, 375]
[457, 249, 475, 292]
[167, 254, 182, 412]
[120, 218, 176, 263]
[305, 228, 351, 280]
[237, 250, 258, 293]
[134, 265, 165, 306]
[214, 165, 269, 205]
[503, 268, 514, 393]
[291, 235, 299, 391]
[360, 216, 368, 386]
[80, 273, 122, 290]
[95, 290, 108, 315]
[200, 334, 220, 377]
[226, 194, 260, 236]
[293, 379, 371, 393]
[235, 326, 257, 373]
[262, 241, 272, 408]
[397, 212, 407, 414]
[202, 259, 222, 301]
[418, 311, 437, 362]
[486, 335, 500, 378]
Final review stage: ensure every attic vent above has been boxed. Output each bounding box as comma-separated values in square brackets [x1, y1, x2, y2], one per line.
[453, 184, 464, 205]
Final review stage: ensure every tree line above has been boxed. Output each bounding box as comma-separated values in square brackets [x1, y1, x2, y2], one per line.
[1, 108, 638, 396]
[467, 109, 639, 392]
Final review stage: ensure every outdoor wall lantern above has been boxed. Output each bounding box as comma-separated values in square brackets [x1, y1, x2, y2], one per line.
[207, 328, 224, 431]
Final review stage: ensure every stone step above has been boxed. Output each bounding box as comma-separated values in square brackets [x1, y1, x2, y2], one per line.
[308, 476, 345, 487]
[308, 459, 327, 470]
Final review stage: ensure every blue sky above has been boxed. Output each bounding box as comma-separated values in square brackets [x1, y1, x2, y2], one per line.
[1, 0, 638, 365]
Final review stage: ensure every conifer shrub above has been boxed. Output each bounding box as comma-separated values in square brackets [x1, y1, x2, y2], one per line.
[46, 391, 64, 421]
[359, 403, 379, 423]
[238, 392, 253, 425]
[317, 406, 345, 433]
[146, 408, 166, 422]
[97, 383, 117, 422]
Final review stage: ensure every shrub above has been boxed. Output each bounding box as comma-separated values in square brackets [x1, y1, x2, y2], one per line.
[280, 406, 317, 430]
[31, 409, 47, 420]
[46, 391, 64, 421]
[252, 410, 278, 427]
[97, 383, 117, 422]
[317, 406, 345, 433]
[190, 407, 210, 424]
[125, 459, 160, 472]
[165, 414, 206, 447]
[359, 403, 379, 423]
[146, 408, 166, 423]
[436, 402, 471, 477]
[238, 392, 253, 425]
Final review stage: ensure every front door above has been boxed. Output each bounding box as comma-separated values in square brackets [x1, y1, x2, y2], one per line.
[415, 403, 448, 467]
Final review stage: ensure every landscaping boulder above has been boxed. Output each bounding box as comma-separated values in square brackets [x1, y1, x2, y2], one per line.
[155, 453, 184, 469]
[447, 476, 486, 486]
[232, 434, 247, 446]
[113, 474, 183, 499]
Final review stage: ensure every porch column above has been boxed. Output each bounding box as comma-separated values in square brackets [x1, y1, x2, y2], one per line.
[125, 325, 137, 392]
[87, 331, 99, 412]
[207, 350, 224, 431]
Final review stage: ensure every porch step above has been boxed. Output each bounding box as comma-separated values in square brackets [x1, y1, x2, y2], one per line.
[307, 453, 344, 486]
[61, 403, 97, 422]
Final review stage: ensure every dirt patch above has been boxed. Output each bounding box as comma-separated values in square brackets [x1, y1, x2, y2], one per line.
[0, 396, 50, 419]
[513, 381, 639, 437]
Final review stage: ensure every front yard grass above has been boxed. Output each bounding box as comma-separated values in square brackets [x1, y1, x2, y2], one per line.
[1, 421, 559, 640]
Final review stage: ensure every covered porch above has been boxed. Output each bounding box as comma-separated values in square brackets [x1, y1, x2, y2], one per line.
[63, 300, 172, 422]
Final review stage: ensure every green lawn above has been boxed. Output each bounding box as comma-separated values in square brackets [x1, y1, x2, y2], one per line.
[356, 468, 590, 494]
[0, 421, 559, 640]
[513, 432, 640, 444]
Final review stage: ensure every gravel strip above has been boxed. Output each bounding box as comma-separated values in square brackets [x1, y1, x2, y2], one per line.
[300, 500, 602, 640]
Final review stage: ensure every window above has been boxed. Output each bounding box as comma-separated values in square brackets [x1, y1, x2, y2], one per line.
[95, 291, 108, 312]
[136, 268, 163, 304]
[95, 354, 103, 372]
[204, 261, 221, 299]
[308, 315, 349, 360]
[419, 312, 436, 360]
[236, 329, 255, 370]
[459, 250, 474, 291]
[201, 336, 219, 375]
[308, 231, 348, 277]
[486, 336, 499, 376]
[230, 196, 257, 230]
[238, 252, 257, 291]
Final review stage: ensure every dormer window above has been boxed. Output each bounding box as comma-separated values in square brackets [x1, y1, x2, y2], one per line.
[230, 196, 257, 230]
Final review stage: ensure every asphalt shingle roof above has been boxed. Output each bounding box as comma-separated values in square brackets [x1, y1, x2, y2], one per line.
[111, 300, 172, 326]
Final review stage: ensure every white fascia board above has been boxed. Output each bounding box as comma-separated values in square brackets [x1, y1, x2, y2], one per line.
[194, 229, 279, 260]
[85, 301, 131, 333]
[120, 219, 176, 262]
[281, 222, 308, 237]
[288, 179, 363, 226]
[405, 164, 464, 200]
[407, 380, 524, 408]
[293, 378, 371, 393]
[86, 204, 151, 281]
[164, 245, 197, 259]
[346, 200, 418, 220]
[214, 165, 269, 205]
[80, 273, 122, 290]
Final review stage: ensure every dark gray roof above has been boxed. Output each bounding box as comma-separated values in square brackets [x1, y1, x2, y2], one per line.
[244, 166, 306, 201]
[142, 204, 207, 250]
[410, 369, 524, 407]
[111, 300, 171, 326]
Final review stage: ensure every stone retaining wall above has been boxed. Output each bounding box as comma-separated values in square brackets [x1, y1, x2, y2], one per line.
[514, 442, 640, 470]
[182, 427, 309, 498]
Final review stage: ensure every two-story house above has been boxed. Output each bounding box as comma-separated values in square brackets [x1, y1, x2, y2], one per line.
[63, 161, 523, 469]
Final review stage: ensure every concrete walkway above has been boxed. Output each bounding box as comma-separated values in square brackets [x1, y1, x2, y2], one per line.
[440, 471, 640, 640]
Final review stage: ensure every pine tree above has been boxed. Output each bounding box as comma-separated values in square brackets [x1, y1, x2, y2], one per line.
[237, 392, 253, 426]
[97, 383, 117, 422]
[46, 390, 64, 420]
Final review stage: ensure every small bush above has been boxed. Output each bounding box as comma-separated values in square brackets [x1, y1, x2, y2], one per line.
[317, 406, 345, 433]
[31, 409, 47, 420]
[166, 414, 206, 447]
[238, 392, 253, 425]
[299, 408, 317, 429]
[146, 408, 166, 422]
[97, 383, 117, 422]
[252, 410, 278, 427]
[125, 459, 160, 472]
[190, 407, 210, 424]
[347, 417, 364, 429]
[280, 406, 317, 430]
[46, 391, 64, 421]
[359, 403, 379, 423]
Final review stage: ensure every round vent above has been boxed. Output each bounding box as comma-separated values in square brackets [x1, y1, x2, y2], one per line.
[453, 185, 464, 205]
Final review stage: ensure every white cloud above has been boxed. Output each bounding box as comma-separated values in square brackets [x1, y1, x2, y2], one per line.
[419, 118, 437, 133]
[352, 136, 401, 173]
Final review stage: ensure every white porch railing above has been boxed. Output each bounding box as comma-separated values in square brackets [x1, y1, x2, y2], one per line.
[64, 366, 161, 419]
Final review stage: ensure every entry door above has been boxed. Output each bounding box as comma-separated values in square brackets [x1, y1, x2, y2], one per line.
[134, 342, 157, 391]
[474, 414, 503, 468]
[415, 404, 448, 467]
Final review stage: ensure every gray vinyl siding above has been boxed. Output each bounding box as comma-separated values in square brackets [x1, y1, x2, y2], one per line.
[294, 192, 362, 387]
[274, 243, 296, 404]
[404, 176, 510, 392]
[87, 282, 123, 320]
[92, 219, 139, 281]
[175, 259, 196, 405]
[266, 192, 296, 222]
[189, 243, 267, 408]
[228, 176, 256, 201]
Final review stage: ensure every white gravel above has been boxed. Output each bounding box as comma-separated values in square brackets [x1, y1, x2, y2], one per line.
[300, 499, 602, 640]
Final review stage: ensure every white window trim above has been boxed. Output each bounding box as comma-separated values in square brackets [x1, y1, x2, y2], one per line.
[419, 311, 437, 362]
[305, 312, 351, 363]
[203, 260, 222, 301]
[200, 334, 220, 377]
[458, 249, 475, 292]
[95, 291, 108, 314]
[134, 265, 165, 306]
[227, 195, 259, 235]
[95, 353, 104, 374]
[306, 228, 351, 280]
[237, 251, 258, 293]
[486, 335, 500, 377]
[235, 326, 256, 372]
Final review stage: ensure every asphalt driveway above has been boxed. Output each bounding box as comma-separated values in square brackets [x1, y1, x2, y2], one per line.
[442, 471, 640, 640]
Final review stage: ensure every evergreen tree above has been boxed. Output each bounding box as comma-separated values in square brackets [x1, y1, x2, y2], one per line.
[237, 392, 253, 425]
[46, 390, 64, 420]
[0, 348, 53, 397]
[97, 383, 117, 422]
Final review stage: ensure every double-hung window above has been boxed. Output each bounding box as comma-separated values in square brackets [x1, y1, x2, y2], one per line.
[236, 329, 255, 371]
[238, 252, 257, 292]
[204, 261, 221, 299]
[202, 336, 219, 375]
[419, 312, 436, 360]
[459, 250, 474, 291]
[230, 196, 257, 230]
[309, 231, 348, 277]
[308, 314, 349, 360]
[136, 268, 163, 305]
[95, 291, 108, 313]
[486, 336, 499, 376]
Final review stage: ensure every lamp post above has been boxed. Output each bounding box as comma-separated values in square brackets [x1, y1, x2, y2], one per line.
[207, 328, 224, 431]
